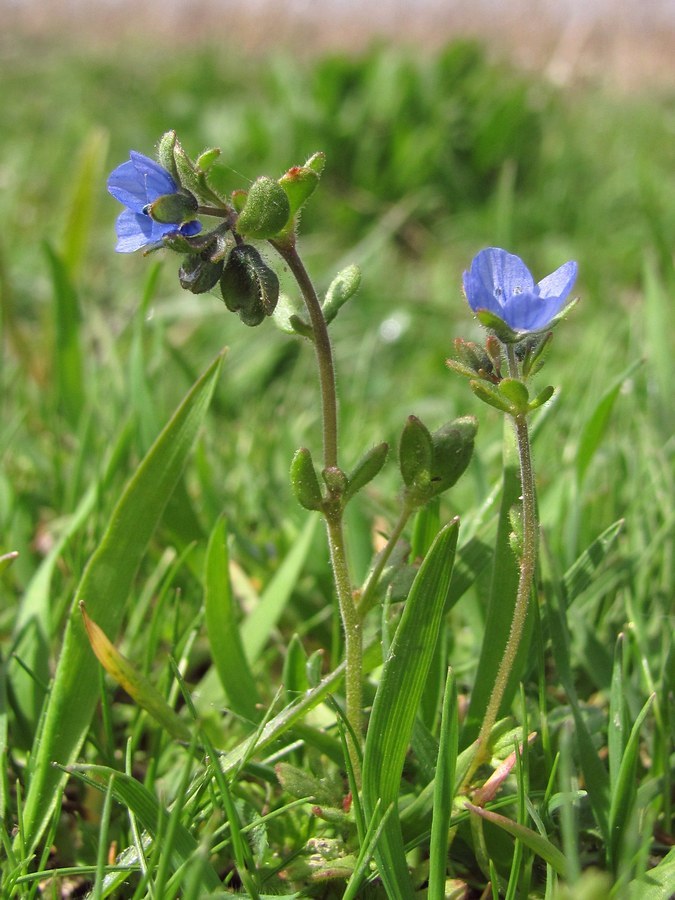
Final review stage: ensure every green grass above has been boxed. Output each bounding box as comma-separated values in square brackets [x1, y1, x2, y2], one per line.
[1, 34, 673, 898]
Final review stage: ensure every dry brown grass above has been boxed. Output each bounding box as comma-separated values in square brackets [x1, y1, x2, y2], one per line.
[3, 0, 675, 92]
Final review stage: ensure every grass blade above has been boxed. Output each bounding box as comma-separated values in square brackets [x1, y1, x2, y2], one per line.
[465, 803, 569, 878]
[17, 352, 224, 856]
[427, 668, 458, 900]
[362, 518, 460, 899]
[204, 517, 260, 720]
[241, 515, 318, 664]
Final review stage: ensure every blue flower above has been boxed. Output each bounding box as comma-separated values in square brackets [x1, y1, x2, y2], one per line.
[107, 151, 201, 252]
[463, 248, 577, 335]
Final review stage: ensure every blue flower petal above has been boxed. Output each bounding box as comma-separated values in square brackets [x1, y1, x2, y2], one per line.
[129, 151, 177, 199]
[463, 247, 578, 334]
[537, 260, 577, 302]
[107, 160, 150, 212]
[179, 220, 202, 237]
[500, 290, 566, 332]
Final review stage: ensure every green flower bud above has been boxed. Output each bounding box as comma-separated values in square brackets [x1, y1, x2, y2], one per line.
[399, 415, 433, 490]
[402, 415, 477, 507]
[290, 448, 324, 511]
[236, 176, 291, 239]
[428, 416, 478, 495]
[219, 244, 280, 326]
[322, 265, 362, 325]
[146, 190, 198, 224]
[322, 466, 348, 495]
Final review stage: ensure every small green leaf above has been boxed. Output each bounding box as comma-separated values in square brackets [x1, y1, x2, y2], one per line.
[399, 415, 433, 489]
[290, 448, 324, 511]
[344, 442, 389, 503]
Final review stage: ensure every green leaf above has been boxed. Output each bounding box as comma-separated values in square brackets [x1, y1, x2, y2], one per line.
[362, 518, 460, 899]
[61, 127, 109, 278]
[608, 693, 655, 872]
[428, 670, 459, 900]
[465, 803, 570, 878]
[563, 519, 624, 606]
[204, 518, 260, 721]
[17, 353, 224, 857]
[65, 765, 222, 892]
[575, 359, 642, 485]
[627, 846, 675, 899]
[45, 242, 84, 425]
[80, 603, 191, 741]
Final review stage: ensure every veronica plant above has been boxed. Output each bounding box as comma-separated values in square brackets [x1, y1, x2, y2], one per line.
[105, 132, 477, 782]
[449, 246, 578, 781]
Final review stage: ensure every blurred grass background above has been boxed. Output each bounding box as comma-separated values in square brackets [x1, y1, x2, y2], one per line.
[0, 5, 673, 890]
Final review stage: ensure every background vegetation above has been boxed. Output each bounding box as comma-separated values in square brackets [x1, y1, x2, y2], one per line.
[1, 33, 673, 897]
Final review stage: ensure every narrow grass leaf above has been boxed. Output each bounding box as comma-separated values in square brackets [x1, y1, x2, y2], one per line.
[17, 353, 224, 856]
[65, 764, 222, 892]
[608, 633, 628, 790]
[608, 693, 655, 872]
[45, 242, 84, 425]
[627, 846, 675, 900]
[362, 518, 460, 899]
[574, 359, 642, 485]
[241, 516, 318, 663]
[204, 518, 260, 720]
[61, 127, 109, 277]
[562, 518, 624, 606]
[80, 603, 190, 741]
[465, 803, 569, 878]
[428, 669, 458, 900]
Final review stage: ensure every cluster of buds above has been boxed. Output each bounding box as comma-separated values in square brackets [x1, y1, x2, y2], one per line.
[107, 131, 326, 327]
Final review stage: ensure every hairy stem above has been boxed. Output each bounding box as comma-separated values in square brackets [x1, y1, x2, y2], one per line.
[271, 240, 362, 780]
[467, 344, 538, 783]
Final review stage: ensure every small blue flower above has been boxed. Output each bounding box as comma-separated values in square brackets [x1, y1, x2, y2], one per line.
[463, 248, 577, 334]
[107, 151, 201, 252]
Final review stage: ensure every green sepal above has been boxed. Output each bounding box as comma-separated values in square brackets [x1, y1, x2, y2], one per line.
[271, 292, 312, 338]
[343, 442, 389, 503]
[195, 147, 221, 172]
[475, 309, 521, 343]
[288, 314, 313, 339]
[146, 190, 198, 225]
[231, 190, 247, 213]
[498, 378, 530, 413]
[219, 244, 280, 326]
[236, 176, 291, 239]
[173, 139, 204, 198]
[445, 357, 478, 380]
[290, 448, 324, 511]
[305, 151, 326, 175]
[469, 379, 516, 414]
[399, 415, 433, 490]
[528, 384, 555, 411]
[322, 466, 348, 496]
[156, 130, 180, 183]
[278, 165, 320, 220]
[426, 416, 478, 496]
[519, 331, 553, 378]
[322, 265, 362, 325]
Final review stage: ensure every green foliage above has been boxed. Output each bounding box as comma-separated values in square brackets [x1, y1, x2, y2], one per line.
[1, 34, 672, 899]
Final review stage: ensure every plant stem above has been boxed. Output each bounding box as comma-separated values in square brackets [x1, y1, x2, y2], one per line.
[467, 344, 538, 783]
[271, 240, 362, 781]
